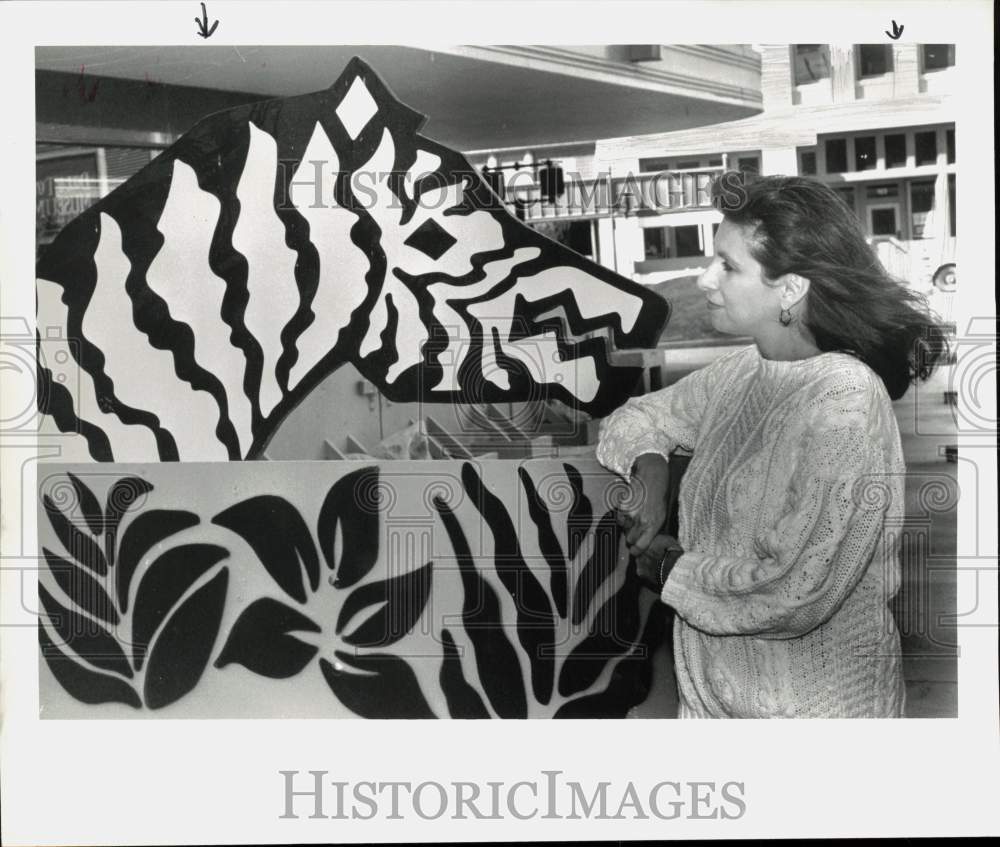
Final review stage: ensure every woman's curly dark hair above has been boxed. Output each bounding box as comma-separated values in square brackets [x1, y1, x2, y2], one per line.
[712, 172, 951, 400]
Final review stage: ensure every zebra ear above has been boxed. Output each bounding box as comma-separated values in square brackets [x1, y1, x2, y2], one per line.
[332, 56, 427, 140]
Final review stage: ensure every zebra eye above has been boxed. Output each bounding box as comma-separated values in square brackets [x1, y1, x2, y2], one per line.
[403, 219, 456, 260]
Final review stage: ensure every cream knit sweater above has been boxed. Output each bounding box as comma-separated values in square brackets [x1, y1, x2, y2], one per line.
[597, 345, 906, 718]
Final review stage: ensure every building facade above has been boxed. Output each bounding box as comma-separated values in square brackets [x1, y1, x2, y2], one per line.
[593, 43, 957, 294]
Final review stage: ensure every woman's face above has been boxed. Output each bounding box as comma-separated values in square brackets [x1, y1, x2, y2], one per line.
[697, 219, 782, 338]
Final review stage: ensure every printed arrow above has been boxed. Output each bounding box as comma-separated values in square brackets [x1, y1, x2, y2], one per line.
[195, 2, 219, 39]
[885, 20, 904, 39]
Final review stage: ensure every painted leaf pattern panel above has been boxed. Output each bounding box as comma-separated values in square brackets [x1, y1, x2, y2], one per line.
[38, 460, 657, 718]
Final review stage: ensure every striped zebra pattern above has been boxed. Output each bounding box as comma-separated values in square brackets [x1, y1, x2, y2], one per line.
[36, 58, 669, 461]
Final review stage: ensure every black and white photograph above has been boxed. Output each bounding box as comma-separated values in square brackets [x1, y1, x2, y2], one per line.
[1, 1, 996, 843]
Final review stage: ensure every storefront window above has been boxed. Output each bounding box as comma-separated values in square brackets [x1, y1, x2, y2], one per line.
[915, 131, 938, 166]
[854, 136, 876, 171]
[948, 175, 956, 236]
[910, 179, 935, 239]
[884, 133, 907, 168]
[793, 45, 831, 84]
[643, 227, 668, 259]
[825, 138, 848, 173]
[674, 225, 702, 257]
[857, 45, 893, 77]
[921, 44, 955, 72]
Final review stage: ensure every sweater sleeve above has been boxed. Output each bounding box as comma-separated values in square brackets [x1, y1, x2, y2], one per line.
[596, 347, 748, 480]
[661, 379, 902, 638]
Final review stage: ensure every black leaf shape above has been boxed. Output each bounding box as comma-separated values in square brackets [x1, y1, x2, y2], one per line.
[439, 628, 490, 718]
[38, 583, 132, 678]
[104, 476, 154, 568]
[39, 623, 141, 709]
[554, 603, 668, 718]
[43, 494, 107, 576]
[143, 568, 229, 710]
[67, 472, 103, 536]
[43, 547, 119, 627]
[462, 463, 554, 706]
[215, 597, 320, 678]
[434, 496, 527, 719]
[319, 651, 436, 719]
[564, 463, 593, 562]
[559, 559, 641, 698]
[116, 510, 200, 613]
[338, 561, 433, 648]
[132, 544, 230, 671]
[571, 510, 622, 626]
[213, 496, 318, 603]
[518, 466, 567, 619]
[317, 466, 380, 589]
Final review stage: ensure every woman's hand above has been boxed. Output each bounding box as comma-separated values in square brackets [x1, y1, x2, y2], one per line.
[617, 453, 670, 557]
[634, 534, 684, 593]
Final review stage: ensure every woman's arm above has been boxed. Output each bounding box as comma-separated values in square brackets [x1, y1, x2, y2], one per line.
[661, 381, 903, 638]
[596, 347, 746, 480]
[596, 347, 749, 555]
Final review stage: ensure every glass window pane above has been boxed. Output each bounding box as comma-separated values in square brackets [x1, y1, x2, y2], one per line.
[948, 175, 956, 236]
[854, 136, 877, 171]
[643, 228, 667, 259]
[915, 131, 937, 166]
[800, 150, 817, 175]
[794, 45, 831, 84]
[737, 156, 759, 174]
[674, 225, 703, 258]
[922, 44, 955, 71]
[639, 156, 671, 173]
[946, 129, 955, 164]
[884, 133, 907, 168]
[825, 138, 848, 172]
[858, 45, 893, 77]
[910, 180, 935, 239]
[871, 207, 898, 236]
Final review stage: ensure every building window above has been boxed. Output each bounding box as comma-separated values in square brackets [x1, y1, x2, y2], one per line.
[643, 227, 668, 259]
[948, 175, 956, 236]
[884, 133, 907, 168]
[870, 207, 898, 236]
[737, 156, 760, 174]
[922, 44, 955, 72]
[825, 138, 848, 173]
[793, 45, 831, 84]
[910, 180, 936, 239]
[857, 45, 893, 77]
[674, 225, 703, 257]
[799, 150, 817, 175]
[676, 160, 701, 170]
[854, 136, 877, 171]
[866, 184, 899, 200]
[708, 157, 723, 166]
[638, 156, 671, 173]
[915, 131, 937, 166]
[946, 129, 955, 164]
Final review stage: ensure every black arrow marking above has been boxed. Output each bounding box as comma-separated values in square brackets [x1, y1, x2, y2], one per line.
[195, 2, 219, 39]
[885, 20, 904, 39]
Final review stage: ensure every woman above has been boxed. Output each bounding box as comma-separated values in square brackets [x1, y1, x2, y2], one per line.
[597, 174, 949, 718]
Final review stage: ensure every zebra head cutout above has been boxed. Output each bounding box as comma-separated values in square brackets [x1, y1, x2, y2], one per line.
[37, 57, 669, 461]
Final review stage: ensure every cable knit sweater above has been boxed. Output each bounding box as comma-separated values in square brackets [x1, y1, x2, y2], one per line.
[597, 345, 906, 718]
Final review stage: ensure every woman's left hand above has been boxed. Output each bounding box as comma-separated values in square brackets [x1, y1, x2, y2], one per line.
[634, 534, 684, 593]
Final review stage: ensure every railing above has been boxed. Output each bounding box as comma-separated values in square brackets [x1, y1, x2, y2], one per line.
[506, 167, 723, 223]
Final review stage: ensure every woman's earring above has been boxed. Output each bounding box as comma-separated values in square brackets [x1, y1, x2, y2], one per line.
[779, 306, 793, 327]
